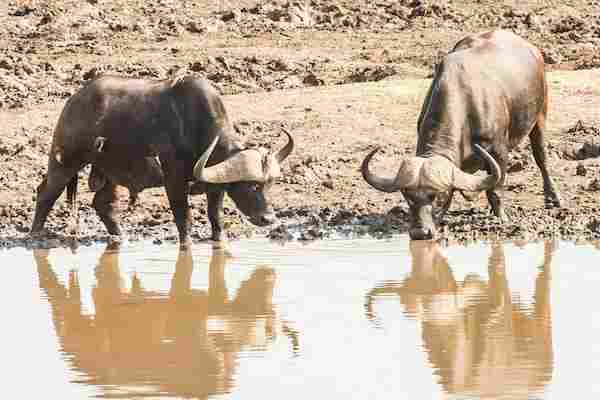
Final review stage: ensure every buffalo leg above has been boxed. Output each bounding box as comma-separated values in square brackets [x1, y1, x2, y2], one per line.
[529, 123, 562, 208]
[435, 190, 454, 221]
[485, 150, 507, 221]
[207, 190, 225, 241]
[31, 160, 82, 233]
[92, 181, 121, 236]
[65, 175, 79, 234]
[160, 155, 191, 246]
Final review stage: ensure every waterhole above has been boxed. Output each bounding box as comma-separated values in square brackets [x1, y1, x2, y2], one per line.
[2, 237, 600, 398]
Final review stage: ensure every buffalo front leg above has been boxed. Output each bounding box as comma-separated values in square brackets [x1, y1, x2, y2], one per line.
[160, 156, 191, 247]
[484, 150, 507, 221]
[207, 190, 225, 242]
[31, 160, 82, 234]
[435, 190, 455, 221]
[92, 181, 121, 236]
[530, 123, 562, 208]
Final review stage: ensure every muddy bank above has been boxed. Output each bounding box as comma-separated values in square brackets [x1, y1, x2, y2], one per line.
[2, 1, 600, 109]
[3, 69, 600, 249]
[5, 200, 600, 250]
[2, 2, 600, 248]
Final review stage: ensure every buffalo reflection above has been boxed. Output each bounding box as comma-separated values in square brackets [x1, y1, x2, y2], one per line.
[34, 244, 295, 399]
[366, 241, 554, 398]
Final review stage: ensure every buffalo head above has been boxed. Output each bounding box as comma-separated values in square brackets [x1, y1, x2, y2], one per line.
[193, 129, 294, 227]
[362, 144, 500, 240]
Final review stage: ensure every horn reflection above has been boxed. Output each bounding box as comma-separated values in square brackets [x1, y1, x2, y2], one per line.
[33, 244, 295, 398]
[365, 241, 554, 398]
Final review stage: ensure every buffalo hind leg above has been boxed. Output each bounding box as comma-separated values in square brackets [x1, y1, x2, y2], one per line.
[92, 181, 121, 236]
[529, 122, 562, 208]
[160, 155, 191, 248]
[31, 160, 82, 234]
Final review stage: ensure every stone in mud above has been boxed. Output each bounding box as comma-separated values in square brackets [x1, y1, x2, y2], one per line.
[299, 227, 323, 241]
[303, 72, 324, 86]
[186, 21, 206, 34]
[83, 67, 101, 81]
[542, 48, 561, 65]
[587, 178, 600, 191]
[508, 160, 526, 173]
[322, 180, 335, 190]
[222, 9, 242, 23]
[267, 224, 293, 241]
[11, 5, 36, 17]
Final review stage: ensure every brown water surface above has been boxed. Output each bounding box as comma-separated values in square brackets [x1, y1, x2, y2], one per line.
[2, 238, 600, 399]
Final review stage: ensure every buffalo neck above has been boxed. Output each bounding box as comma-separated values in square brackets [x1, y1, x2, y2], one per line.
[416, 60, 468, 167]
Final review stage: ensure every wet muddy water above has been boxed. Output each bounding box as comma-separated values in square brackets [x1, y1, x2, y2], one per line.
[2, 238, 600, 399]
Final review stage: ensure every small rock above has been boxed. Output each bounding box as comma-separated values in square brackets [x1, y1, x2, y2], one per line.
[588, 178, 600, 191]
[322, 180, 335, 190]
[303, 72, 324, 86]
[186, 21, 206, 34]
[508, 160, 525, 173]
[234, 79, 262, 91]
[11, 5, 36, 17]
[83, 67, 100, 80]
[221, 9, 241, 23]
[0, 58, 12, 70]
[542, 48, 561, 65]
[576, 163, 587, 176]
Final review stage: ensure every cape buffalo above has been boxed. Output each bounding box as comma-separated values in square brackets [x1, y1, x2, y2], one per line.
[361, 30, 561, 240]
[30, 75, 294, 245]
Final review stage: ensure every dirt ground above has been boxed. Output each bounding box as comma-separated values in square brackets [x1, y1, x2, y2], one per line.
[2, 0, 600, 248]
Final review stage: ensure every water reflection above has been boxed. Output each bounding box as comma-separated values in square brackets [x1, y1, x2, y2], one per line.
[33, 244, 289, 399]
[366, 241, 554, 399]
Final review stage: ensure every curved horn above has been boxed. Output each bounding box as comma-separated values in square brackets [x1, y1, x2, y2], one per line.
[361, 148, 404, 193]
[452, 144, 501, 192]
[275, 128, 294, 163]
[193, 135, 219, 181]
[193, 136, 265, 183]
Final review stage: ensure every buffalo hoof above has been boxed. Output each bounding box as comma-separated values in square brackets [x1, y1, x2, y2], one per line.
[208, 239, 233, 257]
[179, 238, 192, 251]
[409, 227, 434, 241]
[107, 234, 123, 246]
[66, 221, 79, 236]
[494, 210, 507, 223]
[545, 193, 562, 209]
[29, 228, 59, 241]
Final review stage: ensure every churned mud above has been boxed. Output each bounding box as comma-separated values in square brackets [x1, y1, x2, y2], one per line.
[2, 1, 600, 248]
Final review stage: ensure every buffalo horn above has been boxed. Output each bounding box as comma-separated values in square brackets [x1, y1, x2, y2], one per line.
[361, 148, 406, 193]
[193, 136, 265, 183]
[275, 129, 294, 163]
[193, 136, 219, 182]
[451, 144, 501, 192]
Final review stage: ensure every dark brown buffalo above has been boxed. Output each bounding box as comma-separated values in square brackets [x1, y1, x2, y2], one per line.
[362, 30, 561, 240]
[31, 75, 293, 245]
